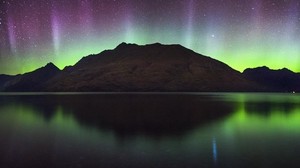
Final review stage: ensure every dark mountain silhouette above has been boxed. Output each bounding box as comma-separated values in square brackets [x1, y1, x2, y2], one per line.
[0, 43, 299, 92]
[1, 63, 60, 91]
[45, 43, 256, 92]
[243, 66, 300, 92]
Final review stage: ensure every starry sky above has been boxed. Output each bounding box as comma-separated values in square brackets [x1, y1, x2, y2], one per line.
[0, 0, 300, 75]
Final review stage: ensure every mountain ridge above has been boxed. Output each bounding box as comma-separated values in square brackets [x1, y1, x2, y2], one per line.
[0, 62, 60, 91]
[243, 66, 300, 92]
[0, 43, 299, 92]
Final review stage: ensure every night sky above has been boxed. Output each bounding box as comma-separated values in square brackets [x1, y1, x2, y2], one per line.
[0, 0, 300, 75]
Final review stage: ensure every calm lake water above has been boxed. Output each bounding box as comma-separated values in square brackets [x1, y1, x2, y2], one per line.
[0, 93, 300, 168]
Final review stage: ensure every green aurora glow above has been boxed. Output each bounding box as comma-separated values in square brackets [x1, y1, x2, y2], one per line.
[1, 0, 300, 74]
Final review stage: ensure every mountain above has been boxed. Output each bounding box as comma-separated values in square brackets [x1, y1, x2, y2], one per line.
[243, 66, 300, 92]
[45, 43, 256, 92]
[1, 43, 299, 92]
[2, 63, 60, 92]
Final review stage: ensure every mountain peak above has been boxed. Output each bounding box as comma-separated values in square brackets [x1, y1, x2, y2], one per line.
[44, 62, 58, 69]
[280, 67, 293, 72]
[146, 42, 163, 47]
[243, 66, 269, 73]
[26, 62, 60, 76]
[115, 42, 173, 51]
[115, 42, 138, 50]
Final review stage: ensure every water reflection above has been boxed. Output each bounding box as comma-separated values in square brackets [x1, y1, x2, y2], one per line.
[0, 94, 235, 137]
[0, 93, 300, 168]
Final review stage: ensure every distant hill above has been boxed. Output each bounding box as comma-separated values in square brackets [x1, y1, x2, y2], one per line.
[0, 43, 299, 92]
[0, 63, 60, 92]
[243, 66, 300, 92]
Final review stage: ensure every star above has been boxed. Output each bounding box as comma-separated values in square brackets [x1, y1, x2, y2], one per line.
[0, 0, 300, 74]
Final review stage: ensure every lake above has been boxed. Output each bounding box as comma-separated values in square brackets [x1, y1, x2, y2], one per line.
[0, 93, 300, 168]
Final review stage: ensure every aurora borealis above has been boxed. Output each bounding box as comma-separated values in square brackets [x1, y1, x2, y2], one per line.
[0, 0, 300, 75]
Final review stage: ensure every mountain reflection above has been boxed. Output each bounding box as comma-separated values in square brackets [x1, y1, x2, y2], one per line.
[244, 101, 300, 115]
[1, 93, 300, 168]
[0, 94, 236, 137]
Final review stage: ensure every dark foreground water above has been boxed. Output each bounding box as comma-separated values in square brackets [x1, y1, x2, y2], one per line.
[0, 93, 300, 168]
